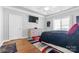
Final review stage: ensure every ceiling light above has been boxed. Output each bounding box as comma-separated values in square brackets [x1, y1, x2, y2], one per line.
[44, 7, 50, 11]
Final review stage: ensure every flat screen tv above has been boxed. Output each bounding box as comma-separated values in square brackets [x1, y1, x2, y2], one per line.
[29, 15, 38, 23]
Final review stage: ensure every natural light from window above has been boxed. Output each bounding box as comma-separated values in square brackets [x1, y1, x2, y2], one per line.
[53, 16, 70, 31]
[53, 19, 61, 30]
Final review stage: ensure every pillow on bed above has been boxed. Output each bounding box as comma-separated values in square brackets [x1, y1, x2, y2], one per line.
[32, 36, 40, 41]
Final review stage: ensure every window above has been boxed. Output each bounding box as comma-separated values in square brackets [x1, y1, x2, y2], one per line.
[61, 17, 70, 31]
[53, 19, 61, 30]
[53, 16, 70, 31]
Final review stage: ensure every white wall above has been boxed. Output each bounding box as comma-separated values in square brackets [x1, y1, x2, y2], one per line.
[0, 7, 3, 40]
[45, 7, 79, 31]
[3, 7, 45, 40]
[44, 17, 53, 31]
[23, 15, 45, 38]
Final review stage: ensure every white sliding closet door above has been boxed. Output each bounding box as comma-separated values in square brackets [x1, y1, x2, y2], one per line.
[9, 14, 23, 39]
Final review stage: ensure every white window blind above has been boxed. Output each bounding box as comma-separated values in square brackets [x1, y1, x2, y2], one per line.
[53, 19, 61, 30]
[53, 16, 70, 31]
[61, 17, 70, 31]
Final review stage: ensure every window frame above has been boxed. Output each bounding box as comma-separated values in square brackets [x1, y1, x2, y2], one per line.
[53, 16, 71, 31]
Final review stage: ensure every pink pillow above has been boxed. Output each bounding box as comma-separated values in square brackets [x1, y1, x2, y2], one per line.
[68, 24, 79, 35]
[32, 36, 40, 41]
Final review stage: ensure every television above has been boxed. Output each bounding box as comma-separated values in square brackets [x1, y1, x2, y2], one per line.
[29, 15, 38, 23]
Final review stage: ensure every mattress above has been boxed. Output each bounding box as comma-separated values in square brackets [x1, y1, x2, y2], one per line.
[42, 41, 73, 53]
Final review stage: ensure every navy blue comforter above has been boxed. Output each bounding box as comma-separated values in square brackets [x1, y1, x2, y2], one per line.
[40, 31, 68, 47]
[40, 31, 79, 52]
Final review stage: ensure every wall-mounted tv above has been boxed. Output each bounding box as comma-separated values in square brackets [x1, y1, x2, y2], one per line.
[29, 15, 38, 23]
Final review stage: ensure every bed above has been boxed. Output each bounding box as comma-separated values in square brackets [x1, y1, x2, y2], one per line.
[38, 31, 79, 53]
[30, 30, 79, 53]
[29, 32, 74, 53]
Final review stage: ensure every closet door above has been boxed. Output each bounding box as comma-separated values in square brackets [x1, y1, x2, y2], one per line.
[9, 14, 23, 39]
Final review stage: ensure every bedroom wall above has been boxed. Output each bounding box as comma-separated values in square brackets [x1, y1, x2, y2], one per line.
[44, 17, 53, 31]
[0, 7, 3, 40]
[3, 7, 45, 40]
[45, 7, 79, 31]
[23, 15, 44, 37]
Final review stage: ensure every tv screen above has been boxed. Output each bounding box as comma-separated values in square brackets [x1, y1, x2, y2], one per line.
[29, 15, 38, 23]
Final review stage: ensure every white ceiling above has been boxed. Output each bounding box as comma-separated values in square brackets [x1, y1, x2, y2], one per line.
[13, 6, 75, 16]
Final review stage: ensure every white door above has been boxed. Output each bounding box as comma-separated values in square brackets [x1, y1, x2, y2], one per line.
[9, 14, 23, 39]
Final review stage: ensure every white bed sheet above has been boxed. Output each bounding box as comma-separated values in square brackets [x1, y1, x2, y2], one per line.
[42, 41, 74, 53]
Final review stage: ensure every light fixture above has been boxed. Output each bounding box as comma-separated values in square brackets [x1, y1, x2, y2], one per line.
[44, 7, 50, 11]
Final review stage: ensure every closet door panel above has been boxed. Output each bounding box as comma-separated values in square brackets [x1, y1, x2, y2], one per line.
[9, 14, 23, 39]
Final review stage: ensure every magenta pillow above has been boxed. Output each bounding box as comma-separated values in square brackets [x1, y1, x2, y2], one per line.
[68, 24, 79, 35]
[32, 36, 40, 41]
